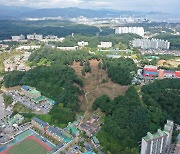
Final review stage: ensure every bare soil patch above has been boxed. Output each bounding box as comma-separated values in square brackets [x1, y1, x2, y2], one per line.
[71, 59, 128, 114]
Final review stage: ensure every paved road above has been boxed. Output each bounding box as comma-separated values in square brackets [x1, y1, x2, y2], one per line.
[174, 136, 180, 154]
[0, 93, 6, 120]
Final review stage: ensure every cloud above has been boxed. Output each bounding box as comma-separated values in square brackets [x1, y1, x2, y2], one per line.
[0, 0, 179, 13]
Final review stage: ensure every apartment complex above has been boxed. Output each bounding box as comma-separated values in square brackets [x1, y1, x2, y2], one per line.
[132, 39, 170, 50]
[98, 42, 112, 48]
[27, 33, 43, 40]
[115, 27, 144, 36]
[12, 34, 25, 41]
[141, 120, 173, 154]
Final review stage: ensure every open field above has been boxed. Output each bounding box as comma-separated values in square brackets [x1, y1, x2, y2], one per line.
[5, 135, 51, 154]
[0, 51, 21, 73]
[71, 59, 128, 119]
[158, 58, 180, 68]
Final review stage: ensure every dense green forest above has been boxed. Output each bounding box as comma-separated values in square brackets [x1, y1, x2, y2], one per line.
[28, 49, 102, 66]
[142, 79, 180, 125]
[94, 87, 150, 153]
[93, 79, 180, 153]
[3, 65, 83, 125]
[98, 58, 137, 85]
[0, 20, 99, 40]
[4, 65, 83, 111]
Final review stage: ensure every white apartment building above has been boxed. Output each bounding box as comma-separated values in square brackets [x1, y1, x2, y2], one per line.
[57, 46, 78, 51]
[16, 45, 40, 51]
[141, 120, 173, 154]
[115, 27, 144, 36]
[132, 39, 170, 50]
[27, 33, 43, 40]
[98, 42, 112, 48]
[12, 34, 25, 41]
[78, 41, 89, 47]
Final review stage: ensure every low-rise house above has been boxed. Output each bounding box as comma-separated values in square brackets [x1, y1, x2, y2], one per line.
[98, 42, 112, 48]
[8, 114, 24, 125]
[80, 115, 100, 137]
[31, 117, 48, 132]
[92, 136, 100, 148]
[78, 41, 89, 47]
[65, 122, 79, 136]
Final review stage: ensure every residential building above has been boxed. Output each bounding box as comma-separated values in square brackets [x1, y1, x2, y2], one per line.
[57, 46, 78, 51]
[115, 27, 144, 36]
[141, 120, 173, 154]
[132, 39, 170, 50]
[45, 35, 58, 39]
[65, 122, 79, 136]
[8, 114, 24, 125]
[21, 85, 41, 99]
[78, 41, 89, 47]
[46, 126, 72, 143]
[98, 42, 112, 48]
[16, 45, 40, 51]
[80, 115, 100, 137]
[12, 34, 25, 41]
[31, 117, 48, 132]
[27, 33, 43, 40]
[92, 136, 100, 148]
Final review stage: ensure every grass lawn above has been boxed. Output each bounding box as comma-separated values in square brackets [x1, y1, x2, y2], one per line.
[7, 139, 47, 154]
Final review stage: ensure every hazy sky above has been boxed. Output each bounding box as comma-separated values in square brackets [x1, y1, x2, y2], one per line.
[1, 0, 180, 13]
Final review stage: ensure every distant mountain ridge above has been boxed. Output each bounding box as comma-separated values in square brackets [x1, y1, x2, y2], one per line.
[0, 5, 169, 19]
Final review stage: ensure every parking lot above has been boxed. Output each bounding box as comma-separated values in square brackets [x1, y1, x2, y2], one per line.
[7, 91, 52, 114]
[0, 94, 5, 120]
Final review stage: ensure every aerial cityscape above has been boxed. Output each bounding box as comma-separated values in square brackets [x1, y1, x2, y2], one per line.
[0, 0, 180, 154]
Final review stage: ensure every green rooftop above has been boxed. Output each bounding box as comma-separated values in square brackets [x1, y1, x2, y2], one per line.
[143, 130, 167, 141]
[8, 114, 24, 125]
[66, 124, 79, 135]
[30, 89, 41, 94]
[32, 96, 46, 103]
[92, 136, 99, 144]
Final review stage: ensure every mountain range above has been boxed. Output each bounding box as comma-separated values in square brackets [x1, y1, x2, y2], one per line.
[0, 5, 170, 20]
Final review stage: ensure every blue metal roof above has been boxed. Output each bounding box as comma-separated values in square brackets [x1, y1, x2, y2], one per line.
[22, 85, 30, 91]
[47, 126, 66, 139]
[32, 117, 48, 127]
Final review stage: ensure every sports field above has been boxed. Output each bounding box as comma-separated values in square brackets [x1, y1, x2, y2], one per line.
[7, 139, 47, 154]
[5, 135, 52, 154]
